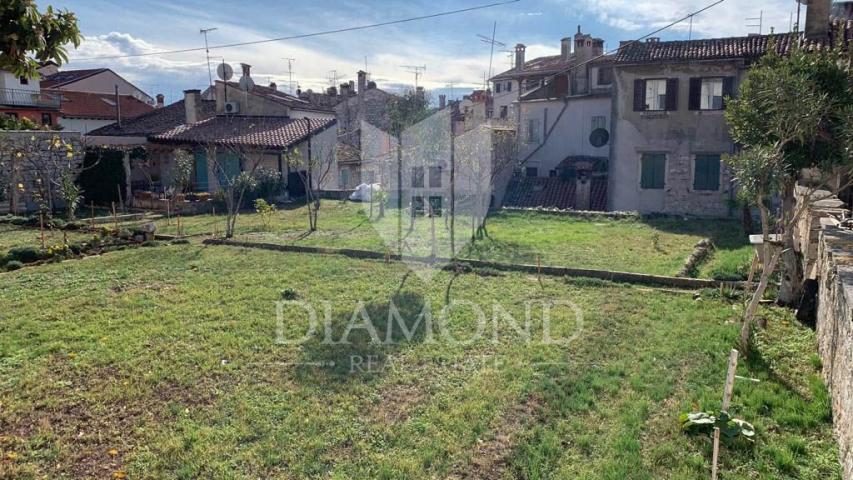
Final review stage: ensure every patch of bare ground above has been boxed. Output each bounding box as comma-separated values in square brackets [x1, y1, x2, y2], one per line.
[371, 383, 425, 424]
[447, 395, 542, 480]
[0, 358, 222, 479]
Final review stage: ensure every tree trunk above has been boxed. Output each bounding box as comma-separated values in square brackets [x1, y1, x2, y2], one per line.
[741, 246, 782, 354]
[777, 181, 803, 306]
[740, 204, 754, 235]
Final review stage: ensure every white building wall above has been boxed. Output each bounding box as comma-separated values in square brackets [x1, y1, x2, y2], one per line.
[517, 95, 611, 175]
[56, 71, 153, 104]
[60, 117, 115, 134]
[0, 71, 40, 92]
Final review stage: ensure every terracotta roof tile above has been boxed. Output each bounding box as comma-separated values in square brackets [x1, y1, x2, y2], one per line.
[150, 116, 336, 149]
[57, 90, 153, 120]
[614, 18, 852, 64]
[40, 68, 109, 88]
[87, 99, 215, 137]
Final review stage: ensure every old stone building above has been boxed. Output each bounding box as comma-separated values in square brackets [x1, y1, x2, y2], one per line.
[609, 0, 850, 215]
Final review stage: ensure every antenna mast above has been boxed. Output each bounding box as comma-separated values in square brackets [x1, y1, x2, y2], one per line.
[282, 57, 296, 95]
[746, 10, 764, 35]
[399, 65, 427, 90]
[200, 27, 218, 86]
[477, 22, 504, 84]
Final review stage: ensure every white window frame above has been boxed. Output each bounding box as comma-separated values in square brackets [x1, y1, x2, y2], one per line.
[645, 79, 667, 111]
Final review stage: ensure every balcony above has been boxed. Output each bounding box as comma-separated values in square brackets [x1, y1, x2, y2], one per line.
[0, 87, 61, 109]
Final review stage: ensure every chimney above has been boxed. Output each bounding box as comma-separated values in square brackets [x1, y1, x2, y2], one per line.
[439, 94, 446, 109]
[515, 43, 526, 72]
[155, 93, 165, 108]
[561, 37, 571, 60]
[327, 86, 338, 96]
[367, 80, 377, 90]
[357, 70, 367, 94]
[269, 81, 277, 90]
[241, 63, 251, 77]
[184, 89, 201, 124]
[340, 83, 350, 96]
[805, 0, 831, 39]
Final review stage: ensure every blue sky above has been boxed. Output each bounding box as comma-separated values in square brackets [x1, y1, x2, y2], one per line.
[53, 0, 804, 105]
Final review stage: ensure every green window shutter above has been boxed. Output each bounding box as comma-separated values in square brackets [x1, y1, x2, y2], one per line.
[641, 154, 665, 189]
[694, 155, 720, 190]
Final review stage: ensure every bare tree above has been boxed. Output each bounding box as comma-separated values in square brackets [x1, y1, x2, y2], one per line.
[287, 118, 336, 232]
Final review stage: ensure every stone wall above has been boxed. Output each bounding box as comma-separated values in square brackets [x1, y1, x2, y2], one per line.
[795, 185, 848, 279]
[816, 226, 853, 479]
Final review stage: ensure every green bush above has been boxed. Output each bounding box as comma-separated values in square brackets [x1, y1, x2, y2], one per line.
[5, 216, 28, 225]
[6, 247, 43, 264]
[77, 148, 127, 205]
[171, 238, 191, 245]
[4, 260, 23, 271]
[141, 240, 162, 247]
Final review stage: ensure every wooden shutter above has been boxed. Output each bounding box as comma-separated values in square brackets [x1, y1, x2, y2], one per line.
[641, 154, 666, 189]
[665, 78, 679, 111]
[633, 79, 646, 111]
[688, 78, 702, 111]
[722, 77, 735, 108]
[694, 155, 721, 190]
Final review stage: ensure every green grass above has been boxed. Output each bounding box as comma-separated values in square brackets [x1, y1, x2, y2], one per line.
[0, 244, 838, 479]
[121, 201, 752, 278]
[0, 224, 93, 258]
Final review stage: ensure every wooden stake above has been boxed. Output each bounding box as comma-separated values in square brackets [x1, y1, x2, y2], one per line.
[111, 202, 117, 231]
[39, 211, 45, 250]
[90, 202, 95, 230]
[212, 207, 217, 238]
[166, 200, 171, 226]
[712, 349, 739, 480]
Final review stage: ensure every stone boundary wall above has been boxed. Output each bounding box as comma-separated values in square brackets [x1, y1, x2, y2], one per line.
[816, 226, 853, 480]
[203, 238, 735, 289]
[795, 185, 847, 279]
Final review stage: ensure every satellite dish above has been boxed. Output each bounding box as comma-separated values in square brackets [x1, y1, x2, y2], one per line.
[238, 75, 255, 91]
[217, 63, 233, 82]
[589, 128, 610, 148]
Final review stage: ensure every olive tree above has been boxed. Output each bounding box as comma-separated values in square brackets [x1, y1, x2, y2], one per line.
[724, 44, 853, 349]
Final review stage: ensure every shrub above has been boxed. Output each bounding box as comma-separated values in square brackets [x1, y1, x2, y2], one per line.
[5, 261, 23, 271]
[7, 216, 28, 226]
[78, 147, 127, 205]
[141, 240, 162, 247]
[171, 238, 191, 245]
[281, 287, 298, 300]
[64, 221, 85, 230]
[254, 198, 278, 230]
[6, 247, 43, 264]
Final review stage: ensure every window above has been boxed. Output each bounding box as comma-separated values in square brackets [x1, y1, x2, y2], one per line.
[499, 106, 508, 119]
[412, 196, 425, 215]
[644, 79, 667, 111]
[640, 153, 666, 189]
[428, 166, 442, 188]
[597, 67, 613, 86]
[689, 77, 733, 111]
[506, 81, 512, 92]
[525, 167, 538, 178]
[428, 196, 443, 215]
[693, 154, 721, 191]
[495, 82, 502, 93]
[634, 78, 678, 112]
[411, 166, 424, 188]
[700, 78, 723, 110]
[19, 76, 28, 85]
[41, 113, 52, 126]
[340, 167, 350, 188]
[526, 118, 541, 144]
[591, 116, 607, 130]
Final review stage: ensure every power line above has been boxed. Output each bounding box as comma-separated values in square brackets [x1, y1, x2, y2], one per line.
[72, 0, 521, 62]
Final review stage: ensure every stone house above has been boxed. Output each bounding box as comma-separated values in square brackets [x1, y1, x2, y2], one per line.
[609, 0, 849, 215]
[490, 26, 613, 211]
[87, 63, 337, 201]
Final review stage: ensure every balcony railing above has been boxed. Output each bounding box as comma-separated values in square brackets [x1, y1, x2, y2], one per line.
[0, 87, 61, 109]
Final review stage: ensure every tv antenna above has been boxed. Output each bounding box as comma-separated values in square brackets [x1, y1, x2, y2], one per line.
[282, 57, 295, 94]
[399, 65, 426, 89]
[200, 27, 218, 86]
[477, 22, 504, 83]
[746, 10, 763, 35]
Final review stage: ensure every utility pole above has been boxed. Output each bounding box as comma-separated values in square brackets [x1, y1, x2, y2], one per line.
[282, 57, 295, 95]
[200, 27, 218, 86]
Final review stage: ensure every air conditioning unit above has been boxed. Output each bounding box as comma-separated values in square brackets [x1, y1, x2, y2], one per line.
[224, 101, 240, 114]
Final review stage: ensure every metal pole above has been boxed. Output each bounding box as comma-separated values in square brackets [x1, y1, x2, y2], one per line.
[201, 27, 218, 87]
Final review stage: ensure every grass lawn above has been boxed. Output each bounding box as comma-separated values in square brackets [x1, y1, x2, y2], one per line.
[126, 201, 752, 278]
[0, 244, 838, 479]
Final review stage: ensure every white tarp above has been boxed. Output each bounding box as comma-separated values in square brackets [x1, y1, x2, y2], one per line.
[349, 183, 382, 202]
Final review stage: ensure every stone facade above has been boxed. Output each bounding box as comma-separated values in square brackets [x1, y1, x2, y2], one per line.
[816, 226, 853, 479]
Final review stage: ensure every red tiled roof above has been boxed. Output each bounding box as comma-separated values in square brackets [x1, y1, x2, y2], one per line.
[87, 99, 216, 137]
[57, 90, 153, 119]
[502, 176, 608, 211]
[492, 54, 613, 81]
[614, 19, 852, 64]
[150, 116, 336, 149]
[221, 81, 335, 113]
[40, 68, 108, 89]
